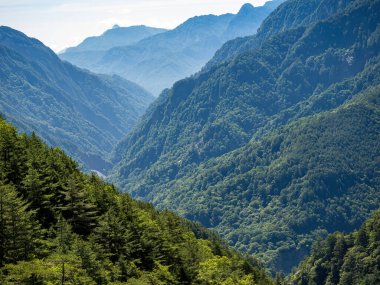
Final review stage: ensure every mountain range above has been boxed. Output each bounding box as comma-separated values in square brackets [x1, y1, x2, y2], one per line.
[60, 0, 285, 95]
[63, 25, 167, 53]
[0, 0, 379, 281]
[59, 25, 167, 70]
[110, 0, 380, 273]
[0, 26, 154, 173]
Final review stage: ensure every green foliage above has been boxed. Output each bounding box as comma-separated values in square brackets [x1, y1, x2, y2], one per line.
[58, 174, 98, 235]
[153, 85, 380, 274]
[111, 0, 380, 273]
[288, 210, 380, 285]
[0, 118, 271, 284]
[196, 256, 255, 285]
[0, 181, 42, 267]
[1, 254, 96, 285]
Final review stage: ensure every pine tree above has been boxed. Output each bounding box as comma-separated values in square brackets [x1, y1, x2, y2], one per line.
[58, 174, 98, 235]
[0, 121, 26, 187]
[0, 180, 41, 266]
[54, 214, 74, 285]
[94, 208, 139, 263]
[22, 160, 54, 227]
[355, 226, 369, 248]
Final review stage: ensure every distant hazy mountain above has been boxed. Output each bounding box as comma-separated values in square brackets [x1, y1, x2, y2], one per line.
[110, 0, 380, 273]
[64, 25, 167, 53]
[0, 26, 154, 173]
[60, 0, 285, 95]
[60, 25, 167, 68]
[223, 2, 281, 38]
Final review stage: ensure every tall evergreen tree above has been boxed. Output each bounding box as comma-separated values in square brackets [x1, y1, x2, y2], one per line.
[58, 174, 98, 235]
[0, 180, 41, 266]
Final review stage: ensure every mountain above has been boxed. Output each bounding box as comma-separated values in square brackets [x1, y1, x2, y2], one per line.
[288, 210, 380, 285]
[63, 25, 167, 53]
[60, 25, 167, 68]
[60, 0, 285, 95]
[0, 26, 154, 173]
[145, 84, 380, 273]
[110, 0, 380, 273]
[223, 1, 282, 39]
[0, 118, 272, 284]
[206, 0, 353, 69]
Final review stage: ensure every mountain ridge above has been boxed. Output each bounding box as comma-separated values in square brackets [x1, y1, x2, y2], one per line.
[0, 26, 154, 172]
[205, 0, 353, 70]
[63, 25, 167, 53]
[60, 0, 285, 95]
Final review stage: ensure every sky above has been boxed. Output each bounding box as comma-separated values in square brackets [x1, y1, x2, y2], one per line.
[0, 0, 268, 52]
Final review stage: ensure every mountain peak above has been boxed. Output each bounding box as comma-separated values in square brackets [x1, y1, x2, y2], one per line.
[239, 3, 255, 14]
[112, 24, 120, 29]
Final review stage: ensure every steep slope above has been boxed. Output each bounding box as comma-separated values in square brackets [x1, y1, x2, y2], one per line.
[155, 85, 380, 273]
[60, 25, 167, 68]
[288, 210, 380, 284]
[0, 26, 154, 173]
[60, 0, 284, 95]
[0, 118, 272, 284]
[111, 0, 380, 273]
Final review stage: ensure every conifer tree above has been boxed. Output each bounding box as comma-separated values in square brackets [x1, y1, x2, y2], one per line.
[0, 121, 26, 187]
[58, 174, 98, 235]
[0, 180, 41, 266]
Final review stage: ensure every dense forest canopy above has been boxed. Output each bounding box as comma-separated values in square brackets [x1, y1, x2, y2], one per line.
[287, 210, 380, 285]
[0, 117, 272, 284]
[0, 115, 378, 283]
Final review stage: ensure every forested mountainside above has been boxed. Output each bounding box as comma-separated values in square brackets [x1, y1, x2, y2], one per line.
[0, 118, 272, 284]
[288, 210, 380, 285]
[141, 86, 380, 274]
[111, 0, 380, 273]
[60, 0, 284, 95]
[0, 26, 154, 173]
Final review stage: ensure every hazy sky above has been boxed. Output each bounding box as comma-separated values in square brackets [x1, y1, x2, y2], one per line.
[0, 0, 268, 52]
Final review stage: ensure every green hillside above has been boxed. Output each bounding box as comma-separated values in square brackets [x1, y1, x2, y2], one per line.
[0, 26, 154, 173]
[156, 86, 380, 273]
[111, 0, 380, 272]
[288, 210, 380, 285]
[0, 118, 271, 284]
